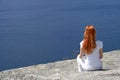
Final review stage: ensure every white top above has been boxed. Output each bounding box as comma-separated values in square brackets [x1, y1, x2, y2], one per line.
[78, 40, 103, 70]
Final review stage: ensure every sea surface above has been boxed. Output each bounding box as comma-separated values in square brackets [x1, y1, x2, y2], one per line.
[0, 0, 120, 71]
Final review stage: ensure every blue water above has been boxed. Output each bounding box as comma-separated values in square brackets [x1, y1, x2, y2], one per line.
[0, 0, 120, 71]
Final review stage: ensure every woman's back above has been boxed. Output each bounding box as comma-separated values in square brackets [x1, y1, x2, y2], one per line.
[77, 25, 103, 72]
[80, 41, 103, 70]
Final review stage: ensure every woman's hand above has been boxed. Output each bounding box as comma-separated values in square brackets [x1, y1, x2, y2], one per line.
[79, 54, 82, 58]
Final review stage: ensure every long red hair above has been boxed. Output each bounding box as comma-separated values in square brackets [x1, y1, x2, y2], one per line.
[82, 25, 96, 54]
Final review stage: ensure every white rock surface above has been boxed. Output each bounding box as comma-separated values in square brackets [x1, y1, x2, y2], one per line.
[0, 50, 120, 80]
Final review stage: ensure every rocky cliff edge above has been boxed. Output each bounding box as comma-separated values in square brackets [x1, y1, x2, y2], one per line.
[0, 50, 120, 80]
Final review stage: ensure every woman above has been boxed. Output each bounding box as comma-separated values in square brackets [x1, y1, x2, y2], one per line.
[77, 25, 103, 72]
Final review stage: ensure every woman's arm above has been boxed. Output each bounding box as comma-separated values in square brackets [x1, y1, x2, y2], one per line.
[79, 48, 83, 58]
[99, 48, 103, 59]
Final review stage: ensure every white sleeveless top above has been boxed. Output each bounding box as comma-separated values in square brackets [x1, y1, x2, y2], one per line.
[80, 40, 103, 70]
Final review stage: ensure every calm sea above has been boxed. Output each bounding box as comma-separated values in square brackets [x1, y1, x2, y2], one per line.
[0, 0, 120, 71]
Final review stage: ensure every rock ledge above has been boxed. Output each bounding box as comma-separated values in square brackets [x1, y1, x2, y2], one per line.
[0, 50, 120, 80]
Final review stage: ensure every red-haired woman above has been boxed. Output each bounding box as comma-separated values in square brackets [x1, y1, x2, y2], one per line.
[77, 25, 103, 72]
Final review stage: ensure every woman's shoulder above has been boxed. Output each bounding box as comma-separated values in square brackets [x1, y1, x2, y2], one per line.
[96, 40, 103, 48]
[80, 40, 83, 45]
[96, 40, 103, 44]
